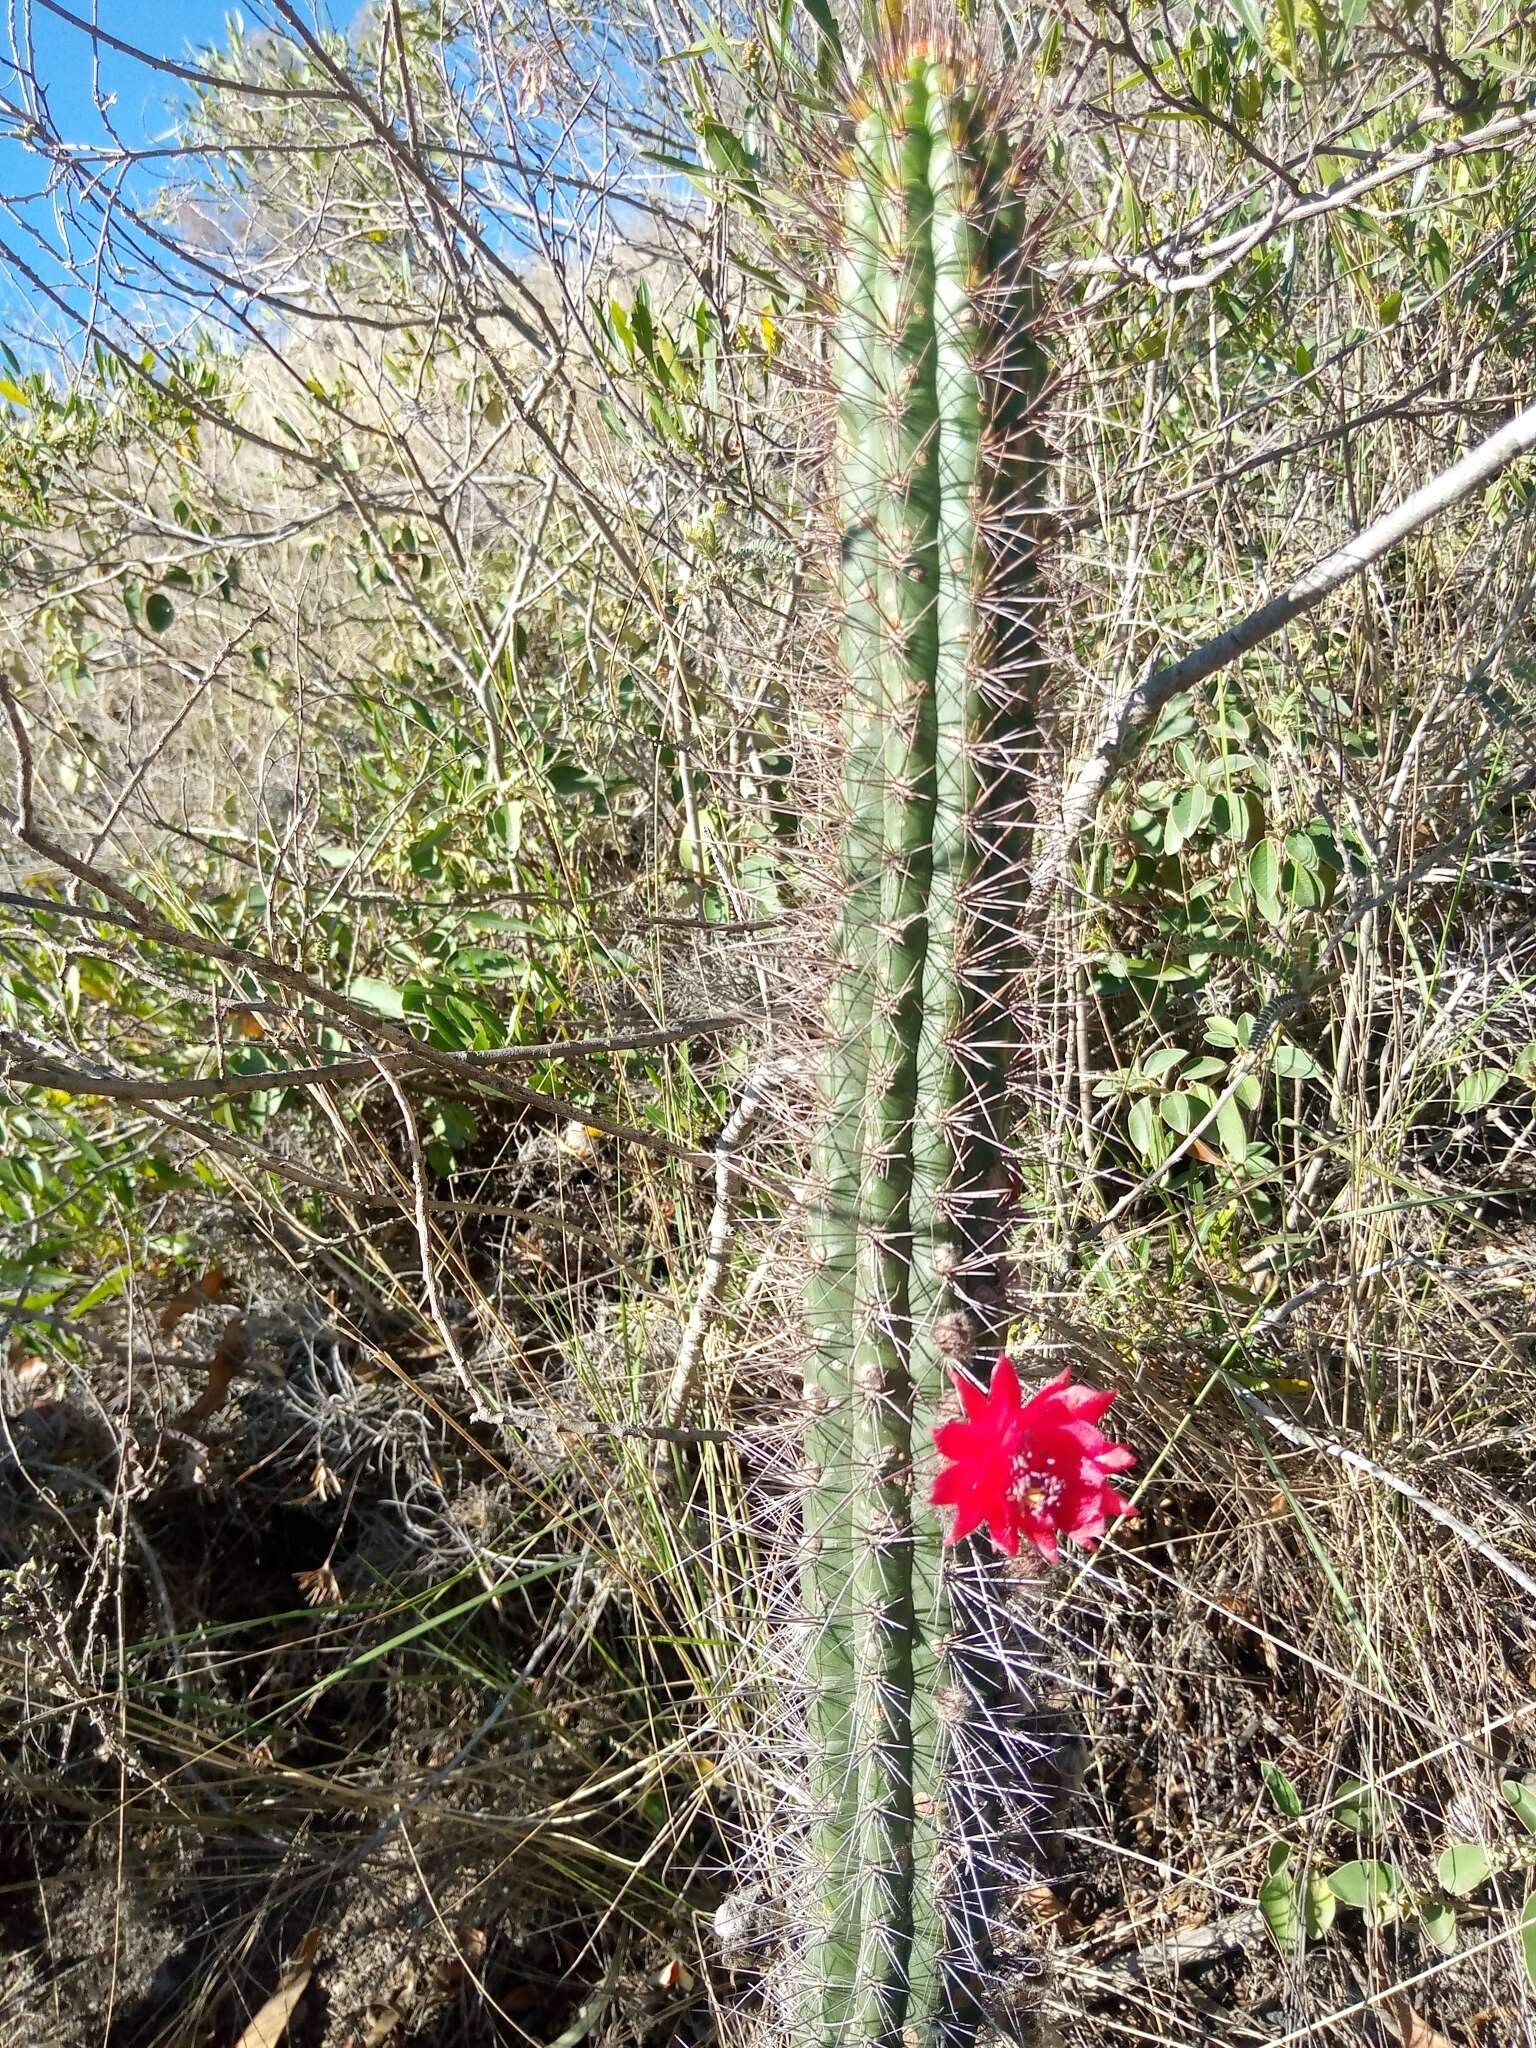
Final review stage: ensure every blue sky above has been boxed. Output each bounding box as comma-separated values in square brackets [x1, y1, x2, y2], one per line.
[0, 4, 336, 351]
[14, 3, 244, 146]
[0, 2, 626, 362]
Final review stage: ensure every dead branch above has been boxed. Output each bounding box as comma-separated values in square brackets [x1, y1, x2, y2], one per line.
[1038, 396, 1536, 905]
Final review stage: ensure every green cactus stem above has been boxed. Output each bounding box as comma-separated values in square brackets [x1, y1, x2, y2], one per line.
[802, 101, 889, 2040]
[804, 43, 1050, 2048]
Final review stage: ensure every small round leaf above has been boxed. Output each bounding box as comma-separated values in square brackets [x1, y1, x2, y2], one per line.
[1419, 1897, 1457, 1955]
[1438, 1844, 1493, 1896]
[1305, 1871, 1336, 1939]
[1270, 1044, 1319, 1082]
[1128, 1096, 1165, 1163]
[1160, 1091, 1199, 1136]
[1327, 1860, 1398, 1916]
[1215, 1094, 1249, 1163]
[1260, 1869, 1300, 1952]
[1456, 1069, 1509, 1113]
[1248, 840, 1281, 900]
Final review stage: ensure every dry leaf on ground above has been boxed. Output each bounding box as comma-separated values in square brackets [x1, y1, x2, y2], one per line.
[232, 1968, 313, 2048]
[174, 1317, 248, 1429]
[1384, 1994, 1455, 2048]
[159, 1266, 237, 1331]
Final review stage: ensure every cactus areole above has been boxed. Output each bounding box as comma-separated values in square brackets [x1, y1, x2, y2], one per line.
[803, 42, 1051, 2048]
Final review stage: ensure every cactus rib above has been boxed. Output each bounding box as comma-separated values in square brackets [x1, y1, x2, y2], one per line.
[846, 58, 938, 2042]
[804, 105, 893, 2041]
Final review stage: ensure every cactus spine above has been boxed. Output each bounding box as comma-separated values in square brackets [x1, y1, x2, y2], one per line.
[805, 45, 1048, 2048]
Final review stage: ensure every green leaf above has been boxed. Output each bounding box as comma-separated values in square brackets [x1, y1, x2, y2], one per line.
[1270, 1044, 1319, 1082]
[0, 375, 29, 405]
[1333, 1779, 1394, 1834]
[1502, 1780, 1536, 1838]
[1438, 1843, 1493, 1896]
[1522, 1891, 1536, 1993]
[1128, 1096, 1165, 1163]
[1305, 1871, 1336, 1939]
[1327, 1860, 1400, 1920]
[1215, 1093, 1249, 1164]
[145, 591, 175, 633]
[1419, 1897, 1457, 1954]
[1262, 1761, 1303, 1820]
[1248, 840, 1281, 901]
[1260, 1867, 1300, 1952]
[1513, 1043, 1536, 1086]
[1148, 700, 1197, 748]
[699, 120, 759, 194]
[72, 1264, 131, 1314]
[1160, 1090, 1199, 1136]
[347, 975, 408, 1020]
[1140, 1047, 1188, 1083]
[1166, 784, 1211, 851]
[1284, 831, 1320, 872]
[1183, 1056, 1228, 1082]
[1456, 1068, 1509, 1112]
[797, 0, 843, 63]
[1284, 860, 1323, 911]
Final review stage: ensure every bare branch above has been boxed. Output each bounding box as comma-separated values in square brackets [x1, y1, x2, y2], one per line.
[1040, 397, 1536, 901]
[0, 1016, 752, 1104]
[1061, 103, 1536, 296]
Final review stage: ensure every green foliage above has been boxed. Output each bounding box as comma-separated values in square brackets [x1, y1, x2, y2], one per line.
[1258, 1762, 1536, 1984]
[591, 279, 779, 456]
[1084, 682, 1355, 1204]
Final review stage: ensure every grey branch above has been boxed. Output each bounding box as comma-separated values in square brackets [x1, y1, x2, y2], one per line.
[654, 1057, 787, 1476]
[1038, 397, 1536, 904]
[0, 1017, 749, 1105]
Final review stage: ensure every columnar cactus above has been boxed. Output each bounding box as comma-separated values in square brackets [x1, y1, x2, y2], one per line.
[803, 42, 1049, 2048]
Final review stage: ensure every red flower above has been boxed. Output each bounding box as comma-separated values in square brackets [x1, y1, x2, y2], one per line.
[931, 1358, 1135, 1560]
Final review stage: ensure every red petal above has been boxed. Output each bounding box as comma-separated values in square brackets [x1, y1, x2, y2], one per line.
[988, 1354, 1023, 1414]
[933, 1418, 980, 1460]
[1057, 1417, 1114, 1456]
[955, 1370, 990, 1423]
[930, 1464, 968, 1507]
[1034, 1379, 1116, 1427]
[946, 1492, 985, 1545]
[1068, 1501, 1107, 1540]
[1093, 1444, 1136, 1473]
